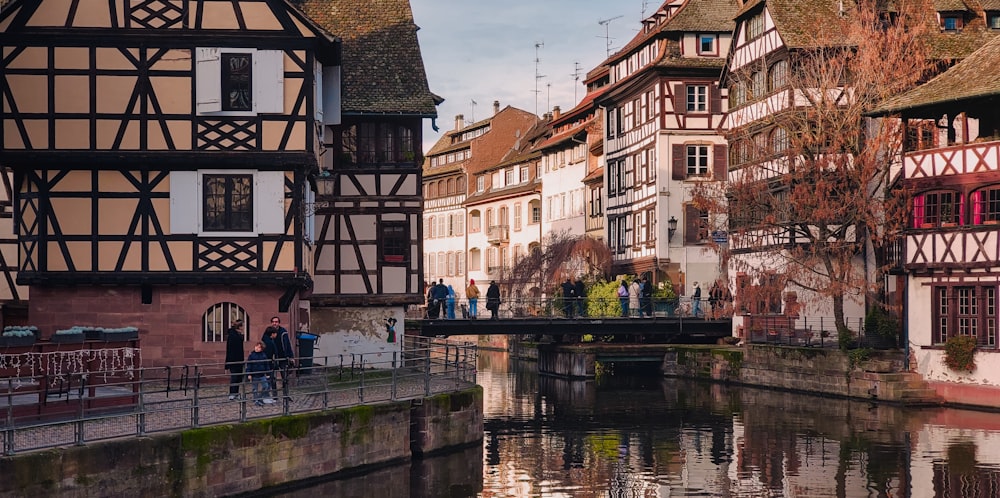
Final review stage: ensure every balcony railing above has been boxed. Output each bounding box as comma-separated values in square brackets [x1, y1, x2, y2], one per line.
[487, 225, 509, 245]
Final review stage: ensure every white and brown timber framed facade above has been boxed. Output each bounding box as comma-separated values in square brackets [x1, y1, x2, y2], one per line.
[598, 0, 734, 296]
[0, 0, 339, 365]
[873, 34, 1000, 404]
[299, 0, 439, 357]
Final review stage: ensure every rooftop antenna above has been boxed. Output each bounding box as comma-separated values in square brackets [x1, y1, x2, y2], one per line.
[641, 0, 649, 18]
[533, 41, 546, 116]
[598, 15, 623, 58]
[546, 83, 551, 114]
[470, 99, 477, 122]
[571, 62, 583, 102]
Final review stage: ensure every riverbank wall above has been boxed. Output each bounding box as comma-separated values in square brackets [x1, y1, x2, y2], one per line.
[0, 387, 483, 498]
[662, 345, 942, 405]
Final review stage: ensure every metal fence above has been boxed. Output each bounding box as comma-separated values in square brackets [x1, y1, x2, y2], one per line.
[1, 336, 476, 456]
[409, 296, 734, 320]
[743, 315, 897, 349]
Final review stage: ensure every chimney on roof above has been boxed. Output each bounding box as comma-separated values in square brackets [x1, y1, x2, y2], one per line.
[455, 114, 464, 131]
[493, 101, 500, 115]
[553, 106, 561, 120]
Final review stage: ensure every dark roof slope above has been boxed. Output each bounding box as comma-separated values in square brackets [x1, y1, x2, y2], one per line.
[299, 0, 439, 116]
[873, 33, 1000, 114]
[662, 0, 738, 32]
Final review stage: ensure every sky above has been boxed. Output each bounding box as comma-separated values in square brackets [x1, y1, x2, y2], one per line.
[409, 0, 644, 152]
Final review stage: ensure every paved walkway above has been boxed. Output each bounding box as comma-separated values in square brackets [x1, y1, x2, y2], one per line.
[4, 367, 476, 455]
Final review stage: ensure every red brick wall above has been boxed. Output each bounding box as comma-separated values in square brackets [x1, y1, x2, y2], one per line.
[27, 285, 299, 368]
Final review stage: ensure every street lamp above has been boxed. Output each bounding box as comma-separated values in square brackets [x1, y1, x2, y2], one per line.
[667, 216, 678, 240]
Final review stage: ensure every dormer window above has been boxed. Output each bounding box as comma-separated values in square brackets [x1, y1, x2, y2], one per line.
[989, 13, 1000, 29]
[941, 15, 962, 31]
[698, 34, 717, 55]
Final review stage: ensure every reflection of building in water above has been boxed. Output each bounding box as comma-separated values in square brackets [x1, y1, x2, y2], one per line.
[912, 416, 1000, 498]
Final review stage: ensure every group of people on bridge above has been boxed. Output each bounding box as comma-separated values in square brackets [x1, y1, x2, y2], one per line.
[425, 279, 501, 320]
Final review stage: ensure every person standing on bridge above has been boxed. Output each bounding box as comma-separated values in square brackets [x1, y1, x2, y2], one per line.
[617, 280, 629, 317]
[628, 278, 641, 318]
[640, 276, 653, 318]
[466, 279, 480, 319]
[574, 277, 587, 317]
[486, 280, 501, 320]
[691, 282, 703, 318]
[446, 285, 457, 319]
[561, 278, 576, 318]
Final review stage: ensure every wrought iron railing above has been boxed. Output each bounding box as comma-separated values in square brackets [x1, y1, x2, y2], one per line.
[0, 336, 476, 456]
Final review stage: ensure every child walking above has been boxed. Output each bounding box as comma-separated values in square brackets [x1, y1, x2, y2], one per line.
[246, 342, 271, 407]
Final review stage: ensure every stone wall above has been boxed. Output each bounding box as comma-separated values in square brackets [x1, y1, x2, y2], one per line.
[0, 387, 483, 497]
[663, 345, 938, 404]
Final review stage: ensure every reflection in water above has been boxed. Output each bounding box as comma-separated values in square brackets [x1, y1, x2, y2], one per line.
[275, 349, 1000, 497]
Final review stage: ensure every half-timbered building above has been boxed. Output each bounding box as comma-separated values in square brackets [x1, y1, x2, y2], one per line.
[723, 0, 997, 337]
[0, 0, 339, 366]
[597, 0, 735, 296]
[873, 35, 1000, 406]
[300, 0, 439, 356]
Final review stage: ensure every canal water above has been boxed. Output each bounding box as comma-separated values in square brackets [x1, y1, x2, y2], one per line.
[274, 349, 1000, 497]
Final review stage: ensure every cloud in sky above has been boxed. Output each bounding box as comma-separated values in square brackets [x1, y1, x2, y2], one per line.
[410, 0, 641, 151]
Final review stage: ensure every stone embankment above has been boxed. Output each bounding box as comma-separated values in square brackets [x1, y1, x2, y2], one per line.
[662, 345, 942, 405]
[0, 387, 483, 497]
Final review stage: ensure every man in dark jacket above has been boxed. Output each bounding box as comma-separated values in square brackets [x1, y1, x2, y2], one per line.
[225, 320, 245, 400]
[486, 281, 501, 320]
[268, 316, 295, 401]
[640, 277, 653, 318]
[561, 278, 575, 318]
[574, 277, 587, 317]
[431, 279, 449, 318]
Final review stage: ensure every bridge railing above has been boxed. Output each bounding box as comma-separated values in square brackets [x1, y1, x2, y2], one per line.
[408, 296, 734, 320]
[1, 336, 476, 455]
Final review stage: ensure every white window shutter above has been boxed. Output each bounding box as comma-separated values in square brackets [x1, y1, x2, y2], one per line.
[169, 171, 199, 233]
[321, 65, 342, 125]
[255, 50, 284, 114]
[195, 48, 222, 113]
[256, 171, 285, 233]
[313, 60, 323, 123]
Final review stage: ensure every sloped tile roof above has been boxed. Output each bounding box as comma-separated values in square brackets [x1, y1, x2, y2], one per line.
[872, 33, 1000, 114]
[934, 0, 972, 11]
[299, 0, 439, 116]
[981, 0, 1000, 9]
[662, 0, 739, 32]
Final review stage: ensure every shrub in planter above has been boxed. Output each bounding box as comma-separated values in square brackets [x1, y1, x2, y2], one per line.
[1, 326, 37, 347]
[944, 335, 977, 373]
[52, 327, 86, 343]
[98, 326, 139, 341]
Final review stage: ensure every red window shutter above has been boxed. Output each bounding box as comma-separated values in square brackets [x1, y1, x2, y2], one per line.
[713, 144, 727, 180]
[672, 144, 686, 180]
[710, 84, 722, 114]
[673, 84, 686, 115]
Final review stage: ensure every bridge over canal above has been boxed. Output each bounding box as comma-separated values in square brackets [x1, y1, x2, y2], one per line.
[415, 316, 733, 344]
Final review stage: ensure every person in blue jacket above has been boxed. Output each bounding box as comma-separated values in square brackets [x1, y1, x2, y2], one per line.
[246, 342, 271, 406]
[446, 285, 457, 319]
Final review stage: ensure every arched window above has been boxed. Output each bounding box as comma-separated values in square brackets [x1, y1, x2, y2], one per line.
[768, 60, 788, 91]
[447, 178, 455, 194]
[203, 302, 250, 342]
[751, 71, 765, 100]
[771, 127, 788, 154]
[470, 210, 481, 232]
[971, 186, 1000, 225]
[730, 81, 746, 108]
[428, 216, 435, 238]
[457, 176, 467, 192]
[429, 182, 438, 198]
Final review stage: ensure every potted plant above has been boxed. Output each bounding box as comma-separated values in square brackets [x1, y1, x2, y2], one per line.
[1, 326, 37, 347]
[98, 326, 139, 341]
[51, 327, 86, 343]
[944, 335, 977, 372]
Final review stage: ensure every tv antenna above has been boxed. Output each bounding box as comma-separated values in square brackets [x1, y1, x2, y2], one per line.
[470, 99, 477, 122]
[571, 62, 583, 102]
[533, 41, 546, 116]
[598, 15, 623, 58]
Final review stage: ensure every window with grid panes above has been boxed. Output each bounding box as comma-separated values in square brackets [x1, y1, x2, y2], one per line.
[687, 85, 708, 112]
